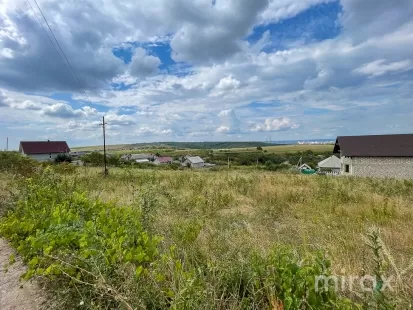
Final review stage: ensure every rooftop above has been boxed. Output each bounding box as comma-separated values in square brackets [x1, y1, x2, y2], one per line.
[186, 156, 204, 164]
[317, 155, 341, 169]
[20, 141, 70, 155]
[156, 156, 173, 163]
[334, 134, 413, 157]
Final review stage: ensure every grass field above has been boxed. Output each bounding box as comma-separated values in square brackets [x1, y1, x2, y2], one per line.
[1, 160, 412, 308]
[72, 143, 334, 157]
[71, 142, 274, 152]
[229, 144, 333, 153]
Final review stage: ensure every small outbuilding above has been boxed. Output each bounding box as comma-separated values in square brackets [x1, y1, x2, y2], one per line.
[298, 163, 312, 171]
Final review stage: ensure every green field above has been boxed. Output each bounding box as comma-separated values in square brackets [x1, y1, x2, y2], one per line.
[1, 152, 411, 309]
[230, 144, 334, 154]
[71, 141, 274, 152]
[73, 143, 334, 156]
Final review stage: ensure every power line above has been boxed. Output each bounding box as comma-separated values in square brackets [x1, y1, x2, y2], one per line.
[26, 0, 71, 74]
[28, 0, 92, 105]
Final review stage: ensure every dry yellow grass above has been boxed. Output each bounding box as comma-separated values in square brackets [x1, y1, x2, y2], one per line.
[2, 166, 412, 305]
[73, 168, 413, 291]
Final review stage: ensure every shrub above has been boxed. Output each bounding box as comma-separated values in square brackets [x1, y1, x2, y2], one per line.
[54, 153, 72, 163]
[0, 151, 38, 176]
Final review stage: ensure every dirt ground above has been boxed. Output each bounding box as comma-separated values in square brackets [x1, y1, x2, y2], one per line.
[0, 238, 45, 310]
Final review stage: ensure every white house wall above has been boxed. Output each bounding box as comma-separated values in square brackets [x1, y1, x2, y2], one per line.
[191, 162, 204, 168]
[25, 153, 63, 162]
[341, 156, 413, 179]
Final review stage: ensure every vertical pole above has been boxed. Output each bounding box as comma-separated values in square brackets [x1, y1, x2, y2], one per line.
[228, 156, 230, 169]
[6, 137, 8, 151]
[102, 116, 108, 175]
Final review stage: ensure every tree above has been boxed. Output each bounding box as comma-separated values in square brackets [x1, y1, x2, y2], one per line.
[257, 146, 263, 151]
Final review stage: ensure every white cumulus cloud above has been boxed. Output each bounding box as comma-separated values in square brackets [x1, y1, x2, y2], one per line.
[252, 117, 299, 132]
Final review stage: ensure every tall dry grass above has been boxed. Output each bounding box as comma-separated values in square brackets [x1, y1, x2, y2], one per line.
[2, 166, 413, 308]
[71, 168, 413, 304]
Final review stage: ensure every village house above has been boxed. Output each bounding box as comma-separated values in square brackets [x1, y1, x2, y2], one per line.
[183, 156, 205, 168]
[317, 155, 341, 175]
[333, 134, 413, 178]
[19, 140, 70, 162]
[154, 156, 173, 165]
[121, 153, 155, 161]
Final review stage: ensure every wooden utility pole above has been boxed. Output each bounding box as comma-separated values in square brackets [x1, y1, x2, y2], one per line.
[100, 117, 108, 175]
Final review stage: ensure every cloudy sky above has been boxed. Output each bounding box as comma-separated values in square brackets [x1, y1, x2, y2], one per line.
[0, 0, 412, 148]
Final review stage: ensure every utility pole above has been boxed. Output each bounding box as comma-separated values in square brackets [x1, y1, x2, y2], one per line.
[100, 116, 108, 176]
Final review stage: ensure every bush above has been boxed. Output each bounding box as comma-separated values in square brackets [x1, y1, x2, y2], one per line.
[54, 153, 72, 163]
[0, 151, 38, 176]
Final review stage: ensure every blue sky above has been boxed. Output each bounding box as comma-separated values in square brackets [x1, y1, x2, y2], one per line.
[0, 0, 413, 148]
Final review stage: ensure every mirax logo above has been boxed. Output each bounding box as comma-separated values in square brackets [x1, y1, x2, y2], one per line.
[315, 258, 413, 292]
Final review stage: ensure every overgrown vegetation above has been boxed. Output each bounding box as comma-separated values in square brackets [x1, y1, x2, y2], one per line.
[81, 151, 120, 166]
[54, 153, 72, 163]
[207, 149, 331, 168]
[0, 151, 38, 175]
[1, 154, 412, 309]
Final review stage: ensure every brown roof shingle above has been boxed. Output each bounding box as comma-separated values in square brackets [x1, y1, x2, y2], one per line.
[20, 141, 70, 155]
[334, 134, 413, 157]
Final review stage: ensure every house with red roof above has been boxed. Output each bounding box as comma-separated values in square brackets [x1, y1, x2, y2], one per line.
[153, 156, 173, 165]
[19, 140, 70, 162]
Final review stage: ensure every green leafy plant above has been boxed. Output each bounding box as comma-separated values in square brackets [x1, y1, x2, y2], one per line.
[54, 153, 72, 163]
[0, 168, 160, 308]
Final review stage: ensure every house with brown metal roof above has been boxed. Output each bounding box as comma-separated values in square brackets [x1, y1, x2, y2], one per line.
[19, 141, 70, 162]
[333, 134, 413, 178]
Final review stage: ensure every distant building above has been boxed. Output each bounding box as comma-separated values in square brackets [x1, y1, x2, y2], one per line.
[154, 156, 173, 165]
[135, 159, 150, 164]
[70, 151, 88, 158]
[317, 155, 341, 175]
[121, 153, 154, 161]
[334, 134, 413, 178]
[19, 141, 70, 162]
[298, 163, 312, 171]
[183, 156, 205, 168]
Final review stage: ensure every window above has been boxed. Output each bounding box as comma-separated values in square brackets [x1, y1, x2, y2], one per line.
[345, 164, 350, 173]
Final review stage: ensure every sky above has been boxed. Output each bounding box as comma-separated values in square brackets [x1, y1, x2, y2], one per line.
[0, 0, 412, 149]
